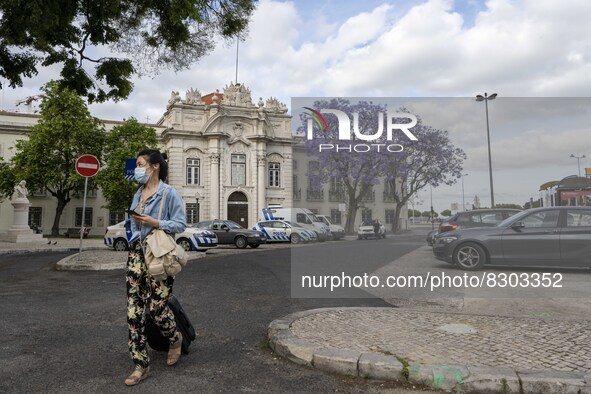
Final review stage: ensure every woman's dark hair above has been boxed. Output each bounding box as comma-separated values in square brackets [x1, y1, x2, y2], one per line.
[137, 149, 168, 181]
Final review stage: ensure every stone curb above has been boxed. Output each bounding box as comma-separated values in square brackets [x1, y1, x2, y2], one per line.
[55, 250, 207, 271]
[268, 307, 591, 393]
[0, 246, 105, 256]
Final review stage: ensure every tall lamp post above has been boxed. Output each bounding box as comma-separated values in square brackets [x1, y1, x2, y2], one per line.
[476, 92, 497, 208]
[461, 173, 468, 210]
[570, 154, 586, 177]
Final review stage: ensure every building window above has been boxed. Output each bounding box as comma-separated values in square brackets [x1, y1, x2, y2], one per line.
[268, 162, 280, 187]
[29, 207, 42, 227]
[385, 209, 396, 224]
[186, 203, 200, 224]
[361, 208, 372, 223]
[32, 188, 47, 197]
[109, 210, 126, 225]
[293, 175, 301, 200]
[330, 209, 342, 224]
[231, 154, 246, 186]
[187, 158, 200, 185]
[87, 188, 98, 198]
[75, 207, 93, 227]
[293, 160, 297, 171]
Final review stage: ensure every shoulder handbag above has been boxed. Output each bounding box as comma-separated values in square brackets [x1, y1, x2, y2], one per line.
[143, 188, 189, 280]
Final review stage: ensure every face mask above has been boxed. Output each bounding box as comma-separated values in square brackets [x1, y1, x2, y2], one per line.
[134, 167, 151, 184]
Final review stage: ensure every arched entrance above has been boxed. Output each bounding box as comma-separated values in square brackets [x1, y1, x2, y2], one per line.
[227, 191, 249, 228]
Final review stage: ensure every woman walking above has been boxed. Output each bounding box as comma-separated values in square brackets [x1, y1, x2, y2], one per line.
[124, 149, 187, 386]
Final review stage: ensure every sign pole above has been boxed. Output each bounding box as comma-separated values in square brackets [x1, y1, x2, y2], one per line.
[74, 154, 100, 262]
[78, 176, 88, 261]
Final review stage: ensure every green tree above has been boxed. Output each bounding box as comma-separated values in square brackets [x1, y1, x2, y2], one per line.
[0, 81, 105, 235]
[96, 118, 158, 210]
[440, 209, 452, 217]
[0, 0, 256, 102]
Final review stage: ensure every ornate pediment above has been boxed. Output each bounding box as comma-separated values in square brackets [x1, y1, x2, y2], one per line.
[222, 82, 253, 107]
[265, 97, 288, 113]
[184, 88, 202, 105]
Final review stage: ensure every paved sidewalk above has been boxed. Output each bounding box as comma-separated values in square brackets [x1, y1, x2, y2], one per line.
[269, 238, 591, 393]
[269, 307, 591, 393]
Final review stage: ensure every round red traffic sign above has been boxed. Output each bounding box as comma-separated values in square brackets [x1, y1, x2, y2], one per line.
[75, 155, 100, 177]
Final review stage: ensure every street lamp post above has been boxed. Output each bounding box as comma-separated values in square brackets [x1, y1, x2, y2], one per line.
[570, 154, 586, 177]
[476, 92, 497, 208]
[461, 173, 468, 210]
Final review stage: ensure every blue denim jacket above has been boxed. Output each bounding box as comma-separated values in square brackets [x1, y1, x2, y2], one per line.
[129, 180, 187, 244]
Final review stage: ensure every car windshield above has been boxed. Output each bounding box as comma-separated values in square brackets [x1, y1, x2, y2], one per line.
[224, 220, 243, 229]
[193, 221, 212, 229]
[319, 216, 331, 225]
[361, 221, 373, 226]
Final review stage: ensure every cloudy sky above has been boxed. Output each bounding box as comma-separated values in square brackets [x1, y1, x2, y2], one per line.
[2, 0, 591, 212]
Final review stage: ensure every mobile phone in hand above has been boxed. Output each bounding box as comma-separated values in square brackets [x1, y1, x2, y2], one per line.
[125, 209, 141, 217]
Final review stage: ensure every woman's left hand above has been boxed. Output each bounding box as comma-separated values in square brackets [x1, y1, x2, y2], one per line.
[136, 214, 159, 228]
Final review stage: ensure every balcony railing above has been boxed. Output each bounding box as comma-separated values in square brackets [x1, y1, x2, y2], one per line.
[293, 188, 301, 201]
[329, 189, 345, 202]
[306, 189, 324, 201]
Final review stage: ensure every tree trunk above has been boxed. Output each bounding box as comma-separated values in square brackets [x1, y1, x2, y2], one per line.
[344, 190, 359, 234]
[51, 198, 68, 236]
[392, 203, 405, 234]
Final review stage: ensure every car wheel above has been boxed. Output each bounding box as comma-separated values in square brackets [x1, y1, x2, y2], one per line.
[177, 238, 192, 252]
[113, 238, 128, 252]
[291, 234, 301, 244]
[249, 244, 260, 248]
[235, 235, 247, 249]
[382, 233, 386, 239]
[357, 235, 362, 240]
[454, 242, 486, 271]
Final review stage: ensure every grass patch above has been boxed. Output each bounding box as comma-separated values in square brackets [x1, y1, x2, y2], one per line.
[396, 356, 410, 380]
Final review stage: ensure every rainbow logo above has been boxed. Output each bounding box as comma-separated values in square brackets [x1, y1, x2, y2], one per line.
[303, 107, 328, 130]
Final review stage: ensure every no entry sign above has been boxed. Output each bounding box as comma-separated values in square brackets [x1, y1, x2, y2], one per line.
[75, 155, 100, 177]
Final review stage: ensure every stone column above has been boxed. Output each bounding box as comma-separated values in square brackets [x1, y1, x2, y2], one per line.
[257, 154, 266, 215]
[210, 153, 220, 219]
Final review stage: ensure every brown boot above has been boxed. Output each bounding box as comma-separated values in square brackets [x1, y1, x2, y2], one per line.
[167, 332, 183, 366]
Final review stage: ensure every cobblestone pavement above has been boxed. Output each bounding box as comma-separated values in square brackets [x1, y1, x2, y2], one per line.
[289, 308, 591, 373]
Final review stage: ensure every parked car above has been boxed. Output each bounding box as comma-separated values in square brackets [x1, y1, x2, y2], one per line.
[195, 219, 266, 249]
[428, 209, 521, 246]
[252, 219, 317, 244]
[104, 219, 218, 252]
[433, 207, 591, 270]
[358, 220, 386, 239]
[439, 209, 521, 233]
[316, 215, 346, 240]
[261, 207, 330, 241]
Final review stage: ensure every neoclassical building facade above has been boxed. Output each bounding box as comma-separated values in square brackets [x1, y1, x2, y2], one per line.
[158, 83, 292, 228]
[0, 83, 292, 233]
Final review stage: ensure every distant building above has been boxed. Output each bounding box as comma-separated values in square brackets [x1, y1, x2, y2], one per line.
[0, 83, 292, 233]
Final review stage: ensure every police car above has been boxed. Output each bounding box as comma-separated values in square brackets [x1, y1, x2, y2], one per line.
[252, 220, 317, 244]
[104, 219, 218, 252]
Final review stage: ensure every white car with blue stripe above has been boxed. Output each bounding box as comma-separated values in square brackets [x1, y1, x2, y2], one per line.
[252, 220, 317, 244]
[104, 219, 218, 252]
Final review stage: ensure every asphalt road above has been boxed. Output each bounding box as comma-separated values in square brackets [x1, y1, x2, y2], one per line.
[0, 234, 436, 393]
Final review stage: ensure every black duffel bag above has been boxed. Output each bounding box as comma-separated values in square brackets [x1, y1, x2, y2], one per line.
[145, 295, 196, 355]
